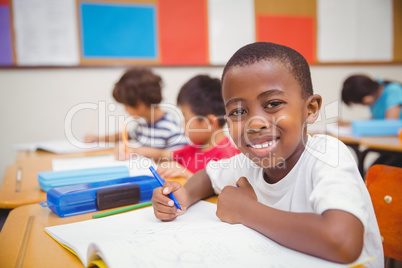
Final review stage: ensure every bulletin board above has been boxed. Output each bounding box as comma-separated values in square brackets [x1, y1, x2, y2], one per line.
[0, 0, 401, 67]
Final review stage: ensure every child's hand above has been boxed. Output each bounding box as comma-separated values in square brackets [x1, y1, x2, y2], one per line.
[126, 146, 154, 159]
[157, 162, 193, 179]
[84, 134, 98, 143]
[114, 142, 149, 161]
[216, 177, 257, 224]
[151, 181, 188, 221]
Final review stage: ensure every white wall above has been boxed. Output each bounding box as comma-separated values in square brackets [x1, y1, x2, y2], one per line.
[1, 64, 401, 182]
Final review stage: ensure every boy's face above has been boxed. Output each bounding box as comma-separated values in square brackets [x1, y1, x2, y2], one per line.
[222, 60, 314, 172]
[180, 105, 212, 145]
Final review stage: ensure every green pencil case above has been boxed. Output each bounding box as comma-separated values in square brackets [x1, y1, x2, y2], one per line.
[37, 166, 130, 192]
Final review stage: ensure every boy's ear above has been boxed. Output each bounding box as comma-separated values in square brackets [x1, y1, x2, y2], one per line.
[306, 94, 322, 124]
[206, 114, 220, 128]
[362, 95, 375, 106]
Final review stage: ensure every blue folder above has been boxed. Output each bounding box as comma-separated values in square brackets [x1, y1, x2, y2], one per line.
[37, 166, 130, 192]
[351, 119, 402, 137]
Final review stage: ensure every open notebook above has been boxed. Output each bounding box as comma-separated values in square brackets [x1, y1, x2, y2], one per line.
[45, 201, 372, 268]
[14, 140, 115, 154]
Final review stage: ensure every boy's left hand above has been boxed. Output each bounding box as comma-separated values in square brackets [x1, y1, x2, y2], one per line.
[216, 177, 257, 224]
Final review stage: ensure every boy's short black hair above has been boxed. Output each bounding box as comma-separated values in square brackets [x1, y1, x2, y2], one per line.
[177, 75, 226, 127]
[341, 75, 380, 105]
[222, 42, 313, 99]
[113, 67, 163, 107]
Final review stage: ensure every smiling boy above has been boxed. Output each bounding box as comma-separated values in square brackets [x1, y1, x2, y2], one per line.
[151, 42, 383, 267]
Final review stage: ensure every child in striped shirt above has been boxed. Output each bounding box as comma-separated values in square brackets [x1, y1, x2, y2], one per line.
[84, 67, 187, 156]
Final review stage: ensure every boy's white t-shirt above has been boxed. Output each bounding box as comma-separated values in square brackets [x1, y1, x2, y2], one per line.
[206, 134, 383, 268]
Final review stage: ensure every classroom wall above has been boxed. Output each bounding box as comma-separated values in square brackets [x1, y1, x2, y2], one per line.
[1, 64, 402, 182]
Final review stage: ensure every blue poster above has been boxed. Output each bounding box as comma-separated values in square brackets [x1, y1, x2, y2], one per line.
[80, 2, 157, 59]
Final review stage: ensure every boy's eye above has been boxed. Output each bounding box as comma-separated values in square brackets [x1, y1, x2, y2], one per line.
[229, 108, 246, 116]
[265, 101, 283, 109]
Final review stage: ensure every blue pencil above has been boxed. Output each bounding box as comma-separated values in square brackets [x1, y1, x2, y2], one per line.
[149, 166, 182, 210]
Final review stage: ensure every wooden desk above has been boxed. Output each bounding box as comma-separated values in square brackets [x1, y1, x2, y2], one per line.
[0, 194, 216, 268]
[0, 149, 114, 209]
[325, 133, 402, 177]
[360, 136, 402, 152]
[357, 136, 402, 176]
[0, 204, 91, 268]
[0, 195, 370, 268]
[0, 163, 48, 209]
[15, 148, 114, 162]
[0, 144, 373, 267]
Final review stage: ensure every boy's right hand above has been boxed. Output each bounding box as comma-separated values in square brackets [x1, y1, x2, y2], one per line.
[151, 181, 188, 221]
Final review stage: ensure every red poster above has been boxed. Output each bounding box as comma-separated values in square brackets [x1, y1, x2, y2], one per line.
[257, 15, 315, 63]
[158, 0, 209, 65]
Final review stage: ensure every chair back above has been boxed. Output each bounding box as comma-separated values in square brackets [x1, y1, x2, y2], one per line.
[366, 164, 402, 261]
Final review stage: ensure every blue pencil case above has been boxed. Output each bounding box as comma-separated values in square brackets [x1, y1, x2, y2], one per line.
[37, 166, 130, 192]
[39, 176, 159, 217]
[351, 119, 402, 137]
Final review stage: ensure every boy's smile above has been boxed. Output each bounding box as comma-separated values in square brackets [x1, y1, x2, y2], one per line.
[246, 133, 279, 154]
[222, 60, 320, 182]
